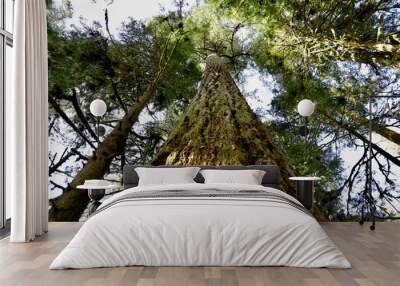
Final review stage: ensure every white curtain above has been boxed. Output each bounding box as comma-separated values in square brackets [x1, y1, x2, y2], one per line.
[7, 0, 48, 242]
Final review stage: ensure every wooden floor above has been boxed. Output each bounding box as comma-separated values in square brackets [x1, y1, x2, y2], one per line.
[0, 222, 399, 286]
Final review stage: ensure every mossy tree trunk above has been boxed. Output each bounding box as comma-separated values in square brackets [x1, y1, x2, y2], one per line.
[153, 55, 296, 195]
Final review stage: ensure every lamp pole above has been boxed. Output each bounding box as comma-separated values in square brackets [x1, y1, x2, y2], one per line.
[96, 117, 101, 148]
[360, 76, 379, 231]
[304, 116, 309, 162]
[368, 89, 374, 230]
[304, 116, 309, 142]
[297, 99, 315, 174]
[368, 77, 378, 230]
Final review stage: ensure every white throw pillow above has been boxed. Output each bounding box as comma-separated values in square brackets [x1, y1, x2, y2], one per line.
[200, 169, 265, 185]
[135, 167, 200, 186]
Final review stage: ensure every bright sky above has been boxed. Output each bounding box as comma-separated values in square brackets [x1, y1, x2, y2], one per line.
[59, 0, 200, 35]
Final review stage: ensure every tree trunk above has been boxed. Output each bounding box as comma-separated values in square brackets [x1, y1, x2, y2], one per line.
[322, 111, 400, 167]
[344, 110, 400, 146]
[291, 35, 400, 68]
[153, 54, 297, 196]
[49, 59, 170, 221]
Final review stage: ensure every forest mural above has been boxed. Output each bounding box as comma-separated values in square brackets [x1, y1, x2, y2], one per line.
[47, 0, 400, 221]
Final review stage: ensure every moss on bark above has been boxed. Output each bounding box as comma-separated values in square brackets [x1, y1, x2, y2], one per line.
[154, 55, 296, 195]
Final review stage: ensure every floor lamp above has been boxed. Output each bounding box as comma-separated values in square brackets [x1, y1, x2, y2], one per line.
[90, 99, 107, 148]
[359, 86, 376, 231]
[359, 76, 400, 231]
[297, 99, 315, 151]
[368, 82, 375, 231]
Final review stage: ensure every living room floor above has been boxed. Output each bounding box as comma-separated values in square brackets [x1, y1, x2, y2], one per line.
[0, 222, 399, 286]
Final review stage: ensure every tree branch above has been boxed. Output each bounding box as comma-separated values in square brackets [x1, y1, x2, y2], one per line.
[49, 96, 96, 149]
[71, 89, 99, 141]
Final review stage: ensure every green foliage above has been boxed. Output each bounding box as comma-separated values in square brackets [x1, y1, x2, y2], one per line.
[269, 120, 344, 217]
[47, 1, 399, 219]
[208, 0, 400, 218]
[212, 0, 400, 67]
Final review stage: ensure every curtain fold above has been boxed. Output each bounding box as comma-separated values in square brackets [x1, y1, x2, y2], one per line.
[8, 0, 48, 242]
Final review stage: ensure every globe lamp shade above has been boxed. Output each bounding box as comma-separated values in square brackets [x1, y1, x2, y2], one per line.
[90, 99, 107, 117]
[297, 99, 315, 117]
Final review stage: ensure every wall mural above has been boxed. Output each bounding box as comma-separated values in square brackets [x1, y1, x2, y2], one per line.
[47, 0, 400, 221]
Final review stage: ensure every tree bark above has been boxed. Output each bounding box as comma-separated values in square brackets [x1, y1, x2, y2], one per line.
[153, 54, 297, 196]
